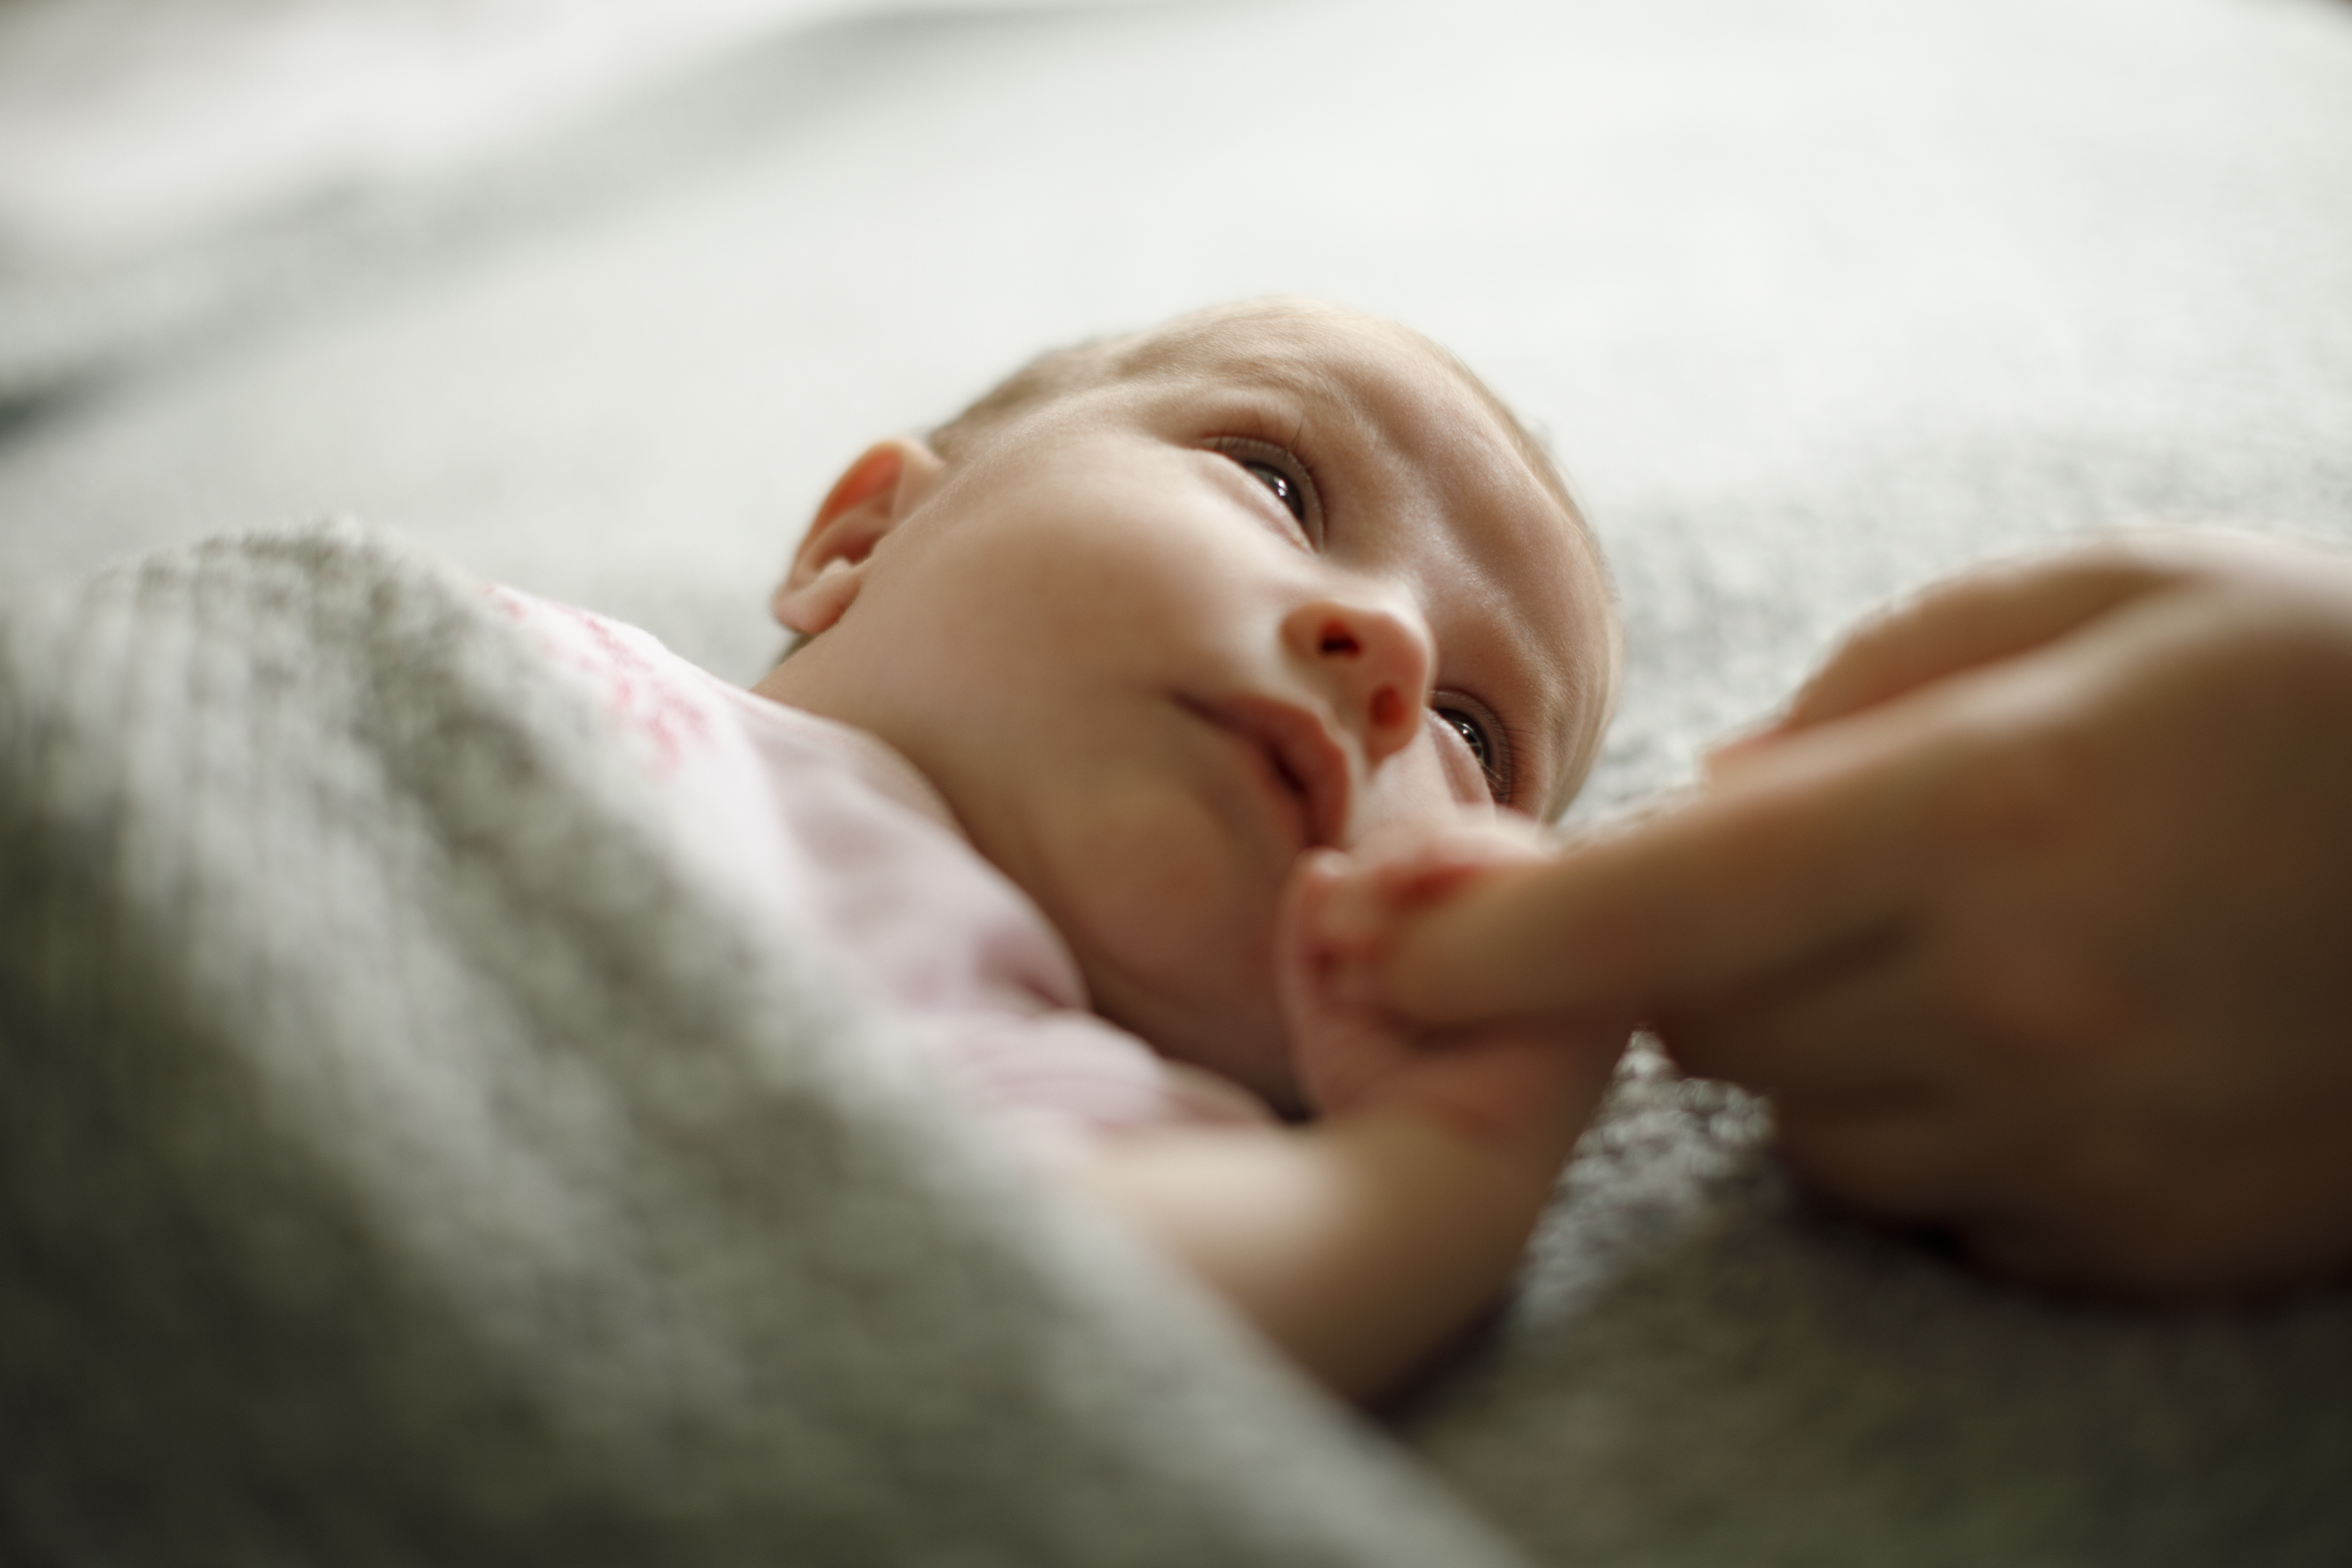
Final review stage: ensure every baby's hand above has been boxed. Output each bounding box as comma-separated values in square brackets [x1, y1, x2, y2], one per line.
[1276, 817, 1629, 1160]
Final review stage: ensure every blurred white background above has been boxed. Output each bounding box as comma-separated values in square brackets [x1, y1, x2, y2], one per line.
[0, 0, 1145, 261]
[4, 2, 2345, 797]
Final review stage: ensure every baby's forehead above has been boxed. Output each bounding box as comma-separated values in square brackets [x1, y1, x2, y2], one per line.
[1110, 306, 1467, 417]
[1100, 306, 1581, 522]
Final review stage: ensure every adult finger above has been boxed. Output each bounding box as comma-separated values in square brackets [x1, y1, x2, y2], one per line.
[1385, 563, 2194, 1030]
[1380, 699, 1970, 1023]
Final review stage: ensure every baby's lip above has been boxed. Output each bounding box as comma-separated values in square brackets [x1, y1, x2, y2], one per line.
[1183, 692, 1354, 853]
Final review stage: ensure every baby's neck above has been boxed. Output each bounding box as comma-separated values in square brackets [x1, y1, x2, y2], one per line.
[747, 678, 969, 845]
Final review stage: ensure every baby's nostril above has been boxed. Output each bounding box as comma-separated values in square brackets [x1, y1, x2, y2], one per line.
[1369, 688, 1405, 728]
[1319, 621, 1360, 657]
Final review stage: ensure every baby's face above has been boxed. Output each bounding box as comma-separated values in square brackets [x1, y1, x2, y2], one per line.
[769, 302, 1615, 1110]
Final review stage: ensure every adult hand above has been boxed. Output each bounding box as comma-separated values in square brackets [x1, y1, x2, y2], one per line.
[1357, 532, 2352, 1298]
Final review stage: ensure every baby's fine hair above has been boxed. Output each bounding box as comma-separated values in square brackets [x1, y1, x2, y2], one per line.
[780, 305, 1615, 674]
[927, 313, 1600, 570]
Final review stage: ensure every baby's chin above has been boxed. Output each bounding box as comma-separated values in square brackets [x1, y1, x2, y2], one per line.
[1036, 856, 1304, 1113]
[1083, 964, 1303, 1117]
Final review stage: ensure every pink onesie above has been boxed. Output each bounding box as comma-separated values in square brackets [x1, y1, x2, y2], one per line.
[491, 589, 1273, 1160]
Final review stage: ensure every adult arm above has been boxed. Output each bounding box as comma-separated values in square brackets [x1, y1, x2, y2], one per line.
[1327, 532, 2352, 1297]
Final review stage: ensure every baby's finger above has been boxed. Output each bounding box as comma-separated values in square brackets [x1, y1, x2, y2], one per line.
[1379, 1021, 1628, 1155]
[1348, 813, 1555, 891]
[1297, 824, 1553, 973]
[1303, 862, 1401, 956]
[1275, 849, 1351, 975]
[1275, 853, 1403, 1113]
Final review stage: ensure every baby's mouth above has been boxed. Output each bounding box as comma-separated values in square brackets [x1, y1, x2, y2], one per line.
[1181, 693, 1353, 853]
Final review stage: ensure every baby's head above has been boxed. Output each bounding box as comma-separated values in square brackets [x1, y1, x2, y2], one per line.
[755, 299, 1618, 1112]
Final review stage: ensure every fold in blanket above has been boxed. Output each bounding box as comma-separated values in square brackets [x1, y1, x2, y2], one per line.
[0, 522, 1525, 1567]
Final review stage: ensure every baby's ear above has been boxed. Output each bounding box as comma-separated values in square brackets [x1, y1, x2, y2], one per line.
[772, 437, 945, 635]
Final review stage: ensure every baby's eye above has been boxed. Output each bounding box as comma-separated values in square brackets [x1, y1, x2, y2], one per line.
[1434, 696, 1514, 805]
[1240, 460, 1306, 524]
[1442, 708, 1492, 774]
[1207, 435, 1321, 544]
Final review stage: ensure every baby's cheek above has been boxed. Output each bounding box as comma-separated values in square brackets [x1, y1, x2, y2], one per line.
[1043, 784, 1300, 1104]
[1053, 782, 1273, 957]
[1348, 738, 1463, 847]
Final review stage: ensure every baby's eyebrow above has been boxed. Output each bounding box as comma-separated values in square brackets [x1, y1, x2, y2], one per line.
[1132, 328, 1362, 427]
[1225, 356, 1353, 412]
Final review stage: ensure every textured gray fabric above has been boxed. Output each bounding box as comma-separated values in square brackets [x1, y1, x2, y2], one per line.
[0, 523, 1526, 1568]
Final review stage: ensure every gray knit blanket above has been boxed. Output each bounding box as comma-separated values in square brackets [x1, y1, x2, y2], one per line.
[0, 524, 1525, 1567]
[8, 522, 2350, 1566]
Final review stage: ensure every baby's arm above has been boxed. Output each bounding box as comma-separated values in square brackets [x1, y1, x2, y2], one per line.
[1078, 824, 1627, 1402]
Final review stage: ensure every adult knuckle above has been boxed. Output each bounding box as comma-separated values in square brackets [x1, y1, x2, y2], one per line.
[1946, 941, 2119, 1066]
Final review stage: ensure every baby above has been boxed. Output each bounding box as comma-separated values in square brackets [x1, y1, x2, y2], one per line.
[497, 298, 1625, 1401]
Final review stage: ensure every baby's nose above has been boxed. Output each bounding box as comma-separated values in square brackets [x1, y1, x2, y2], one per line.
[1283, 594, 1434, 768]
